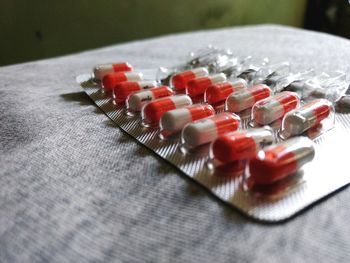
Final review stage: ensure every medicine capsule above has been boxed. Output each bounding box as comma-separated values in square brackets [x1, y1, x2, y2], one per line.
[126, 86, 174, 112]
[181, 112, 240, 148]
[211, 127, 274, 164]
[141, 95, 192, 127]
[186, 73, 226, 97]
[171, 67, 209, 90]
[248, 137, 315, 185]
[204, 79, 247, 105]
[93, 62, 133, 80]
[113, 81, 157, 103]
[225, 84, 271, 112]
[102, 72, 143, 91]
[160, 104, 215, 137]
[280, 99, 333, 137]
[252, 91, 299, 125]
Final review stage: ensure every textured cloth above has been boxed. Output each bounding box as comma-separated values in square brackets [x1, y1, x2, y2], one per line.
[1, 25, 350, 263]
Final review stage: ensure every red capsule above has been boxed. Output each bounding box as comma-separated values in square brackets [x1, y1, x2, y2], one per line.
[211, 127, 274, 164]
[186, 74, 226, 97]
[93, 62, 133, 80]
[113, 81, 157, 103]
[171, 68, 208, 90]
[311, 100, 332, 124]
[141, 95, 192, 127]
[281, 99, 333, 137]
[225, 84, 271, 112]
[181, 112, 240, 148]
[204, 79, 247, 105]
[160, 104, 215, 136]
[126, 86, 174, 112]
[249, 137, 315, 184]
[112, 63, 133, 72]
[102, 72, 143, 91]
[252, 91, 299, 125]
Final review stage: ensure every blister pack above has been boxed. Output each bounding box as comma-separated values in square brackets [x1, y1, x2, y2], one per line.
[77, 47, 350, 222]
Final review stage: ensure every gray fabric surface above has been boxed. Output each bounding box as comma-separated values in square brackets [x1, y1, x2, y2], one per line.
[1, 25, 350, 263]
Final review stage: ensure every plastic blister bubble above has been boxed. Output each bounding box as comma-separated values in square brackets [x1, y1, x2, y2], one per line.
[208, 127, 274, 169]
[250, 91, 300, 126]
[159, 103, 215, 139]
[125, 86, 174, 114]
[279, 99, 335, 139]
[180, 112, 240, 151]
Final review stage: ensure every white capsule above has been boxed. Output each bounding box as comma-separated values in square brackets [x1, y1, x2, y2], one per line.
[225, 84, 271, 112]
[93, 62, 133, 80]
[186, 73, 227, 97]
[94, 64, 114, 80]
[181, 112, 240, 149]
[126, 86, 174, 112]
[210, 127, 274, 164]
[160, 104, 215, 137]
[123, 72, 143, 82]
[249, 137, 315, 184]
[171, 67, 209, 90]
[141, 95, 193, 127]
[280, 99, 333, 138]
[251, 91, 299, 125]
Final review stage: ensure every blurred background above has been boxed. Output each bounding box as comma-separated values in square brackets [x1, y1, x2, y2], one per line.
[0, 0, 349, 66]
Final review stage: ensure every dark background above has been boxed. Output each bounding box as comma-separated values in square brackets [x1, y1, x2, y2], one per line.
[0, 0, 349, 66]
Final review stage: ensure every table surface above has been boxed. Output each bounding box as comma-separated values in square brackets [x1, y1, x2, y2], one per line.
[1, 25, 350, 263]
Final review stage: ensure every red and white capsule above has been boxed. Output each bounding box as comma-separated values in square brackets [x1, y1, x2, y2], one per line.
[204, 79, 247, 105]
[248, 137, 315, 185]
[225, 84, 271, 112]
[93, 62, 133, 80]
[210, 127, 274, 164]
[181, 112, 240, 149]
[141, 95, 192, 127]
[113, 81, 157, 103]
[126, 86, 174, 112]
[251, 91, 299, 125]
[186, 73, 226, 97]
[102, 72, 143, 91]
[280, 99, 333, 138]
[160, 104, 215, 137]
[171, 67, 209, 90]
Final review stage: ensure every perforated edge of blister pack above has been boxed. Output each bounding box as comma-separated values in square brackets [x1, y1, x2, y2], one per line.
[77, 74, 350, 223]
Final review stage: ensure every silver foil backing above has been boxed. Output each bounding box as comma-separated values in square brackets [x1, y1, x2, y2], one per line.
[77, 74, 350, 223]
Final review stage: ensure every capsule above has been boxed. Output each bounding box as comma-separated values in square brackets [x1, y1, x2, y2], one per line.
[204, 79, 247, 105]
[113, 81, 157, 103]
[225, 84, 271, 112]
[248, 137, 315, 185]
[181, 112, 240, 149]
[160, 104, 215, 137]
[102, 72, 143, 91]
[186, 73, 226, 97]
[252, 91, 299, 125]
[280, 99, 333, 138]
[211, 127, 274, 164]
[141, 95, 192, 127]
[93, 62, 133, 80]
[171, 67, 209, 90]
[126, 86, 174, 112]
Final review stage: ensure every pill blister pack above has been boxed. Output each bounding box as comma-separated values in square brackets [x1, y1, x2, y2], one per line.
[76, 50, 350, 223]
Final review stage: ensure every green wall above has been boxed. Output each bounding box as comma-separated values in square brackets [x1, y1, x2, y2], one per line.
[0, 0, 306, 66]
